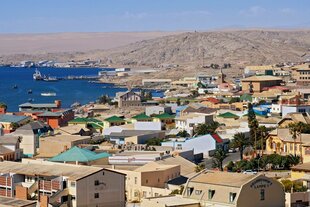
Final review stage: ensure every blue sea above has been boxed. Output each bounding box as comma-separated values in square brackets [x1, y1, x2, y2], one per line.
[0, 67, 128, 112]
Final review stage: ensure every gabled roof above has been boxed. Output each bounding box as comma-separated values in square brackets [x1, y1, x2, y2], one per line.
[16, 121, 49, 130]
[0, 135, 20, 145]
[68, 117, 103, 128]
[218, 112, 239, 119]
[0, 114, 29, 123]
[104, 116, 125, 123]
[19, 102, 58, 108]
[205, 97, 220, 104]
[49, 146, 110, 163]
[131, 113, 152, 120]
[153, 113, 175, 119]
[240, 93, 252, 102]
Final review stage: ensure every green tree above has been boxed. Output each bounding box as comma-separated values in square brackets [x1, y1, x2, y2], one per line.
[97, 95, 111, 104]
[230, 132, 249, 160]
[212, 148, 228, 171]
[146, 137, 164, 146]
[248, 103, 259, 148]
[176, 98, 181, 106]
[196, 122, 221, 136]
[195, 163, 206, 173]
[0, 102, 7, 110]
[177, 130, 190, 138]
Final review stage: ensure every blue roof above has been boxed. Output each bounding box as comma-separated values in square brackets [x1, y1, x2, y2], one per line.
[49, 146, 110, 162]
[0, 114, 29, 123]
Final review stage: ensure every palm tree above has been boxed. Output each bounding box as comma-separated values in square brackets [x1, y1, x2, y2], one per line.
[289, 122, 306, 157]
[230, 132, 249, 160]
[212, 148, 228, 171]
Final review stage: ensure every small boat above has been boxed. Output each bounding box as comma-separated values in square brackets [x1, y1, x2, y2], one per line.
[33, 69, 43, 80]
[28, 89, 32, 94]
[28, 98, 34, 102]
[43, 76, 58, 82]
[13, 85, 18, 89]
[41, 92, 56, 97]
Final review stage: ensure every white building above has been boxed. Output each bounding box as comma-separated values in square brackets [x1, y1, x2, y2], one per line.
[175, 113, 214, 136]
[282, 105, 310, 117]
[161, 134, 226, 158]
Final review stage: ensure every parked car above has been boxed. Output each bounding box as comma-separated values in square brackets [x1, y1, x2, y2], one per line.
[243, 170, 258, 175]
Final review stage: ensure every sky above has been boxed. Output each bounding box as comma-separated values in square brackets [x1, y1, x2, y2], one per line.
[0, 0, 310, 33]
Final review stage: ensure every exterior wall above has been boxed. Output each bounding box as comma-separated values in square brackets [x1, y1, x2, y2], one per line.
[75, 169, 125, 207]
[39, 137, 91, 157]
[282, 106, 310, 117]
[119, 92, 141, 108]
[125, 132, 165, 144]
[145, 106, 172, 116]
[19, 134, 37, 156]
[285, 192, 310, 207]
[242, 80, 281, 92]
[161, 135, 216, 157]
[237, 176, 285, 207]
[265, 135, 301, 155]
[271, 104, 281, 114]
[140, 166, 180, 188]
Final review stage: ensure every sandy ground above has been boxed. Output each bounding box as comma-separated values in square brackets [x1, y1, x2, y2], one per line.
[0, 31, 182, 55]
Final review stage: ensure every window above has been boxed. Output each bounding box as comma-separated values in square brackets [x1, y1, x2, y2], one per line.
[94, 193, 99, 199]
[94, 180, 100, 186]
[229, 192, 237, 203]
[158, 178, 160, 183]
[155, 193, 159, 197]
[146, 179, 148, 184]
[71, 181, 76, 187]
[187, 187, 194, 196]
[195, 190, 202, 195]
[208, 190, 215, 200]
[142, 191, 147, 197]
[102, 171, 105, 176]
[134, 177, 137, 184]
[260, 189, 265, 200]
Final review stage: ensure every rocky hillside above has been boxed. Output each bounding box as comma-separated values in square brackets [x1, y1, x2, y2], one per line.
[77, 30, 310, 67]
[2, 30, 310, 67]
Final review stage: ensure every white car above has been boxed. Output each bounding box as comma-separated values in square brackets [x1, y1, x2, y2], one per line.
[243, 170, 258, 175]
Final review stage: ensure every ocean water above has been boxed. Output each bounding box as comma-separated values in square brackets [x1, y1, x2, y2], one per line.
[0, 67, 128, 112]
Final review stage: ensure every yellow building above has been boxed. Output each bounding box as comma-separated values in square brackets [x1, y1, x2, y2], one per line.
[291, 162, 310, 186]
[266, 128, 310, 163]
[278, 112, 310, 128]
[241, 76, 282, 92]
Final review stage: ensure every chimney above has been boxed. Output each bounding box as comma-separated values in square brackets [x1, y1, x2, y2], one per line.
[54, 100, 61, 108]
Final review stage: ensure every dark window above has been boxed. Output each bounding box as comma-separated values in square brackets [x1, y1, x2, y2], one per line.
[102, 171, 105, 176]
[260, 189, 265, 201]
[94, 180, 100, 186]
[208, 190, 215, 199]
[229, 192, 237, 202]
[94, 193, 99, 199]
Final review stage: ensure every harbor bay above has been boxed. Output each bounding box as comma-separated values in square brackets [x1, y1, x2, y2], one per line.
[0, 67, 127, 112]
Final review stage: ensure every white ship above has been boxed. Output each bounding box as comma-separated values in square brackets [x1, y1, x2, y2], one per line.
[33, 69, 43, 80]
[41, 92, 57, 97]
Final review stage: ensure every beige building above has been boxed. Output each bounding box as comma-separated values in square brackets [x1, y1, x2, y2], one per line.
[0, 196, 37, 207]
[142, 171, 285, 207]
[116, 90, 142, 108]
[115, 162, 181, 202]
[0, 160, 125, 207]
[291, 63, 310, 85]
[39, 134, 92, 157]
[241, 75, 282, 92]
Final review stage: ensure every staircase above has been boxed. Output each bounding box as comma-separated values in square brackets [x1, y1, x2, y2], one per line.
[28, 181, 38, 196]
[49, 188, 69, 205]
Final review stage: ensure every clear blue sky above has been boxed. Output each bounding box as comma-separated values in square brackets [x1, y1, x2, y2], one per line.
[1, 0, 309, 33]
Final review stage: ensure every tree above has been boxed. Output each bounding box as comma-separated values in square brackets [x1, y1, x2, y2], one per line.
[196, 122, 221, 136]
[177, 130, 190, 138]
[176, 98, 181, 106]
[0, 102, 7, 109]
[288, 122, 306, 156]
[145, 138, 164, 146]
[230, 132, 249, 160]
[97, 95, 110, 104]
[195, 163, 206, 173]
[212, 148, 228, 171]
[248, 103, 259, 148]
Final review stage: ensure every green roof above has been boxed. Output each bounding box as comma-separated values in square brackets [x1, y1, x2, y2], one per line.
[218, 112, 239, 119]
[49, 146, 110, 163]
[68, 117, 103, 129]
[154, 113, 175, 119]
[240, 94, 252, 102]
[104, 116, 125, 123]
[132, 113, 152, 120]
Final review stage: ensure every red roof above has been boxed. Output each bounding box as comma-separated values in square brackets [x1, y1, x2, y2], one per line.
[211, 134, 223, 143]
[205, 97, 220, 104]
